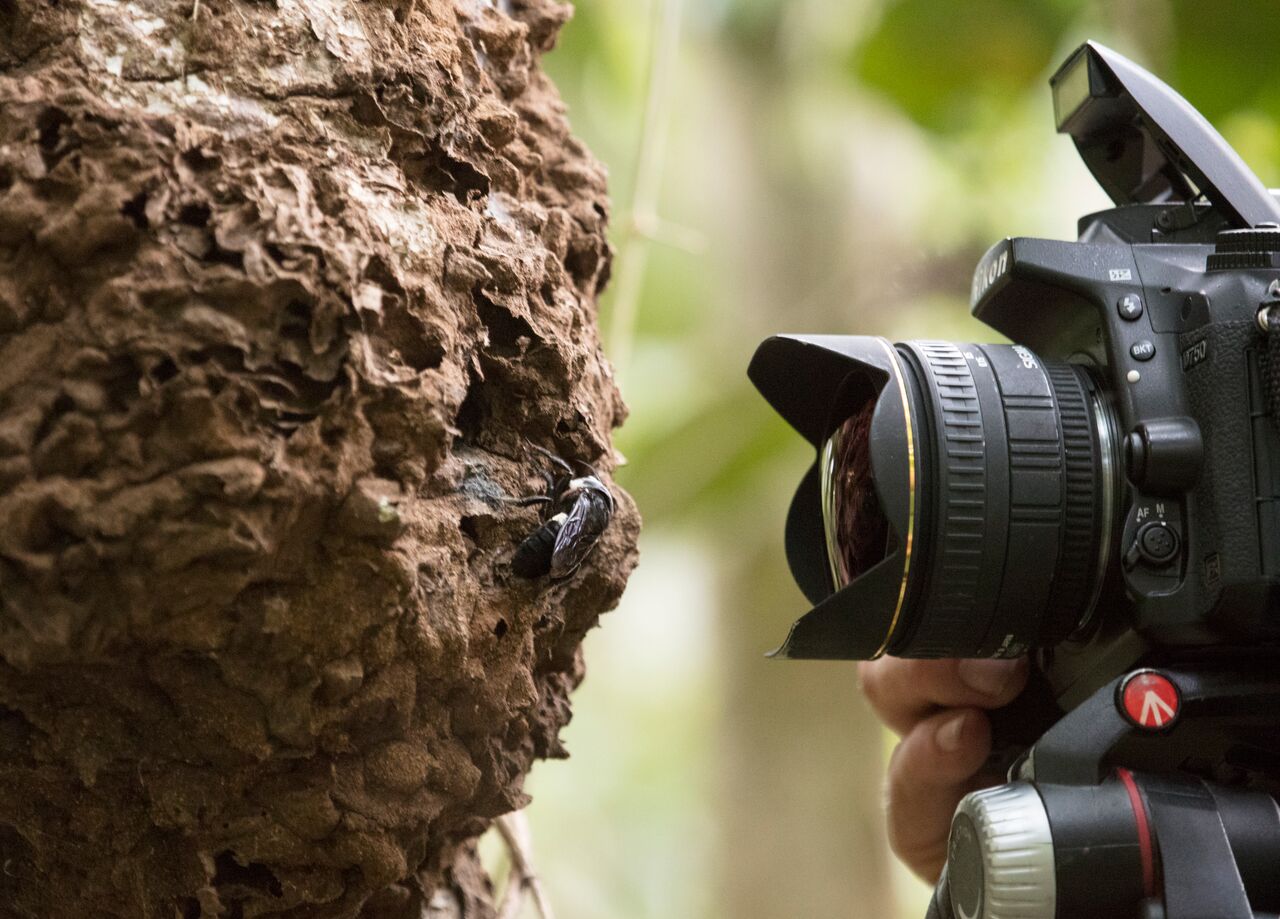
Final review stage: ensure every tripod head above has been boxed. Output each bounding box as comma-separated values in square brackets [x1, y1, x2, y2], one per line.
[932, 665, 1280, 919]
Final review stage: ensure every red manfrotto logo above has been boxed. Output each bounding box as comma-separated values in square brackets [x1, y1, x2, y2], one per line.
[1119, 670, 1182, 731]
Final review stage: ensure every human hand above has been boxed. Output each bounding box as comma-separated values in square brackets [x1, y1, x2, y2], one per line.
[857, 657, 1029, 882]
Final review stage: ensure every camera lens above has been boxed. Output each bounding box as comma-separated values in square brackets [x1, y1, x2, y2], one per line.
[823, 399, 891, 587]
[819, 341, 1119, 659]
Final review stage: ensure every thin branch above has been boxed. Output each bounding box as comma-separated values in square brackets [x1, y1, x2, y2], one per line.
[495, 811, 556, 919]
[630, 213, 705, 253]
[495, 870, 524, 919]
[606, 0, 686, 380]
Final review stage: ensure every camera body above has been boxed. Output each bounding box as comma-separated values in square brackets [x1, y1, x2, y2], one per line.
[975, 203, 1280, 706]
[749, 41, 1280, 706]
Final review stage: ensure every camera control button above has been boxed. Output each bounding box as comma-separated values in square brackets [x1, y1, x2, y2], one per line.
[1117, 294, 1144, 320]
[1136, 521, 1179, 565]
[1130, 339, 1156, 361]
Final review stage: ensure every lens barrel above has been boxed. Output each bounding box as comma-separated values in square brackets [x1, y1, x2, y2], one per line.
[890, 341, 1114, 657]
[747, 336, 1118, 660]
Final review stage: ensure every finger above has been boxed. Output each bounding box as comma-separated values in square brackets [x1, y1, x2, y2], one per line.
[885, 708, 993, 883]
[858, 657, 1027, 736]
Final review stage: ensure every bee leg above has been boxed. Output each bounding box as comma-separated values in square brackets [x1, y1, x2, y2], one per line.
[501, 494, 553, 507]
[529, 444, 574, 476]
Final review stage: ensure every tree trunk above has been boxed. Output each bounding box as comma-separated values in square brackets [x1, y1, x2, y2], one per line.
[718, 540, 896, 919]
[0, 1, 638, 916]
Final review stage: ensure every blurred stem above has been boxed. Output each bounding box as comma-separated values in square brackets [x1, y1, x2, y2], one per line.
[495, 812, 556, 919]
[607, 0, 684, 381]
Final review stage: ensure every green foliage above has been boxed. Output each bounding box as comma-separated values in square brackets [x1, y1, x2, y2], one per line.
[851, 0, 1076, 132]
[1168, 0, 1280, 124]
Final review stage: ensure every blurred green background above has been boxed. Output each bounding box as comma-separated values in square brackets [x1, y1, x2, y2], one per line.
[496, 2, 1280, 917]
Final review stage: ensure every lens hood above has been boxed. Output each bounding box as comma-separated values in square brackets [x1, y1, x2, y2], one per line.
[749, 335, 920, 659]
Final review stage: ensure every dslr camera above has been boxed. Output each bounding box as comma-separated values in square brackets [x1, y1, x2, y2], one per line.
[751, 42, 1280, 919]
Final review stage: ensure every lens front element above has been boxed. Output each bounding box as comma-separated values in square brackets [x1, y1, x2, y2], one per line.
[823, 399, 891, 588]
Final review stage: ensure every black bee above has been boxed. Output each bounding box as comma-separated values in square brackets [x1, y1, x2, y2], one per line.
[511, 447, 614, 579]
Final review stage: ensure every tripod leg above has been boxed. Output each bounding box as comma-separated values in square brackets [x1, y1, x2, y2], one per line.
[1144, 777, 1254, 919]
[1141, 907, 1280, 919]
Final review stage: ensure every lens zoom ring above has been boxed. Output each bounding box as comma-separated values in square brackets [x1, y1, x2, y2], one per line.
[1043, 363, 1099, 641]
[913, 343, 985, 656]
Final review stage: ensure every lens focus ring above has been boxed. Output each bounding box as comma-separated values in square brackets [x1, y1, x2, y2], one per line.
[911, 342, 989, 657]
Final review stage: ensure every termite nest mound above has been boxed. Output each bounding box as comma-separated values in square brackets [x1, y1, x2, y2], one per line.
[0, 0, 639, 915]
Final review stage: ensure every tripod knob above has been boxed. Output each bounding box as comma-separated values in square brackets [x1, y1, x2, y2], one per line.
[948, 783, 1056, 919]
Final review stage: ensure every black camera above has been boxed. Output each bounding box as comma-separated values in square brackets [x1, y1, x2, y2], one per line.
[751, 42, 1280, 919]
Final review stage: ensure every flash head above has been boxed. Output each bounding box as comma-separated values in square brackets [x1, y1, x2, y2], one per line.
[1051, 41, 1280, 229]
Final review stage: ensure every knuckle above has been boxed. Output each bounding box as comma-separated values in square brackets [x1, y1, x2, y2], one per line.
[884, 771, 949, 880]
[883, 772, 905, 836]
[858, 659, 888, 711]
[883, 793, 930, 867]
[885, 821, 918, 865]
[885, 736, 915, 794]
[894, 835, 945, 882]
[855, 659, 875, 694]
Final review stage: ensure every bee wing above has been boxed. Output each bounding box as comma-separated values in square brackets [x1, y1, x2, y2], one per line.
[549, 492, 611, 578]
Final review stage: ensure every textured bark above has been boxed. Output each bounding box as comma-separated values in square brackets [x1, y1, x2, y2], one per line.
[0, 0, 638, 916]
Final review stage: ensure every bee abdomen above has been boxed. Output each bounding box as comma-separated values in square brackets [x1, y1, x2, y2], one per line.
[512, 514, 565, 578]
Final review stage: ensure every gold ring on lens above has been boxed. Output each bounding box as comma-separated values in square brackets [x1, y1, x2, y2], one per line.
[871, 338, 915, 659]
